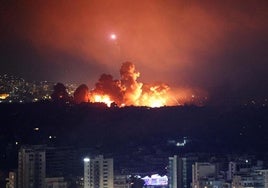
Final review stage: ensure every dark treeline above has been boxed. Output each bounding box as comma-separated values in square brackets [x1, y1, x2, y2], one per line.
[1, 102, 268, 151]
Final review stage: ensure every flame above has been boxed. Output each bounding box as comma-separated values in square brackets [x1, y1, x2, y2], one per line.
[88, 62, 176, 108]
[90, 94, 113, 107]
[140, 94, 167, 108]
[84, 62, 206, 107]
[139, 85, 169, 107]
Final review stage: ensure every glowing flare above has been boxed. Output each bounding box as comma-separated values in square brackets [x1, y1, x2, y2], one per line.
[110, 33, 117, 40]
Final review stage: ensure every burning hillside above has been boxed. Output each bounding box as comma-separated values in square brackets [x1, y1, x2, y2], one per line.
[87, 62, 206, 107]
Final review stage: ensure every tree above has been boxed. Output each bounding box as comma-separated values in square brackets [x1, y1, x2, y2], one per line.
[73, 84, 89, 104]
[51, 83, 70, 103]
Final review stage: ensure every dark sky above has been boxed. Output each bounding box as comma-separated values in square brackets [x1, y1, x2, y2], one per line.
[0, 0, 268, 104]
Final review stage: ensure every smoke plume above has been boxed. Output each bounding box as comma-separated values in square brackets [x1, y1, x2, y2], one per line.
[90, 62, 205, 107]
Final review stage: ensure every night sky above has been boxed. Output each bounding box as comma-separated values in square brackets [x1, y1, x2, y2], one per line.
[1, 0, 268, 104]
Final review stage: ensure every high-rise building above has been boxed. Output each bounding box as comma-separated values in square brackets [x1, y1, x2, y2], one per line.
[227, 162, 237, 181]
[259, 170, 268, 188]
[18, 145, 46, 188]
[232, 171, 264, 188]
[114, 175, 129, 188]
[46, 146, 80, 178]
[192, 162, 217, 188]
[168, 155, 197, 188]
[84, 155, 114, 188]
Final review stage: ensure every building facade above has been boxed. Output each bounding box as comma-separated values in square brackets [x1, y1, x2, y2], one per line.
[192, 162, 216, 188]
[18, 145, 46, 188]
[114, 175, 129, 188]
[168, 155, 197, 188]
[45, 177, 68, 188]
[84, 155, 114, 188]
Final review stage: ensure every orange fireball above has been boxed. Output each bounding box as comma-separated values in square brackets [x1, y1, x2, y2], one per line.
[86, 62, 206, 107]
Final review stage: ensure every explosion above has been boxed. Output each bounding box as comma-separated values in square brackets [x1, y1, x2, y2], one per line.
[89, 62, 177, 107]
[72, 62, 207, 107]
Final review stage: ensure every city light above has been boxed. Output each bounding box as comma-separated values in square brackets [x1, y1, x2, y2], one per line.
[142, 174, 168, 186]
[84, 157, 90, 162]
[0, 93, 9, 99]
[176, 138, 187, 147]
